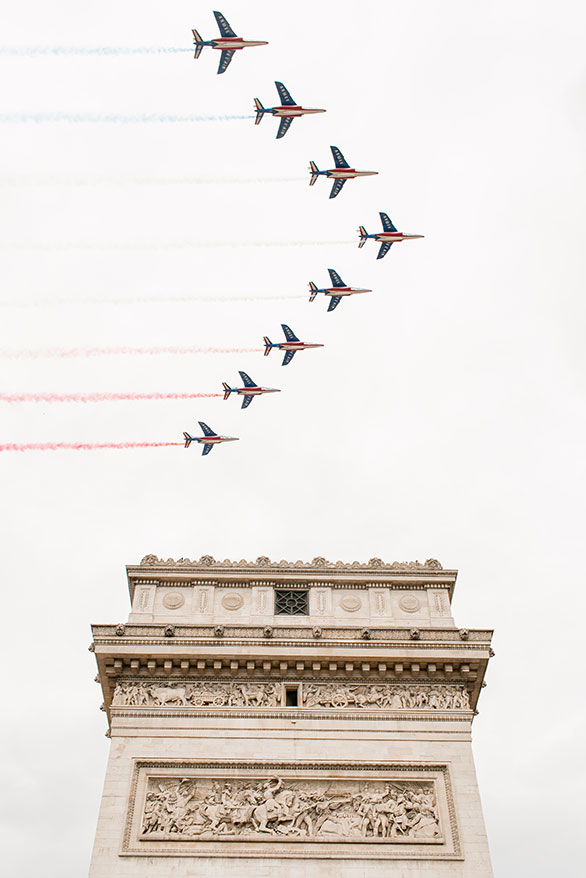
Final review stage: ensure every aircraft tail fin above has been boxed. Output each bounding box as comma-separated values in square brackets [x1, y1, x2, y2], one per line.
[358, 225, 368, 248]
[309, 161, 319, 186]
[308, 281, 318, 302]
[263, 336, 272, 356]
[192, 29, 204, 58]
[183, 432, 193, 448]
[222, 382, 232, 401]
[254, 98, 265, 125]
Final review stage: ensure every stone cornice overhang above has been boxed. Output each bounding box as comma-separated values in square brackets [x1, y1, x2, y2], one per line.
[126, 557, 458, 601]
[91, 623, 492, 718]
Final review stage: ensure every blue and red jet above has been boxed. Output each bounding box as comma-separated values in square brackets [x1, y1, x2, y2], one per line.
[263, 325, 324, 365]
[192, 11, 268, 74]
[254, 82, 326, 139]
[358, 212, 424, 259]
[183, 422, 239, 455]
[309, 269, 371, 312]
[222, 371, 280, 409]
[309, 146, 378, 199]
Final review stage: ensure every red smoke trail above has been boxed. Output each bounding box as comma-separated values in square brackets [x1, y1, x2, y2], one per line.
[0, 392, 223, 404]
[0, 441, 184, 453]
[0, 346, 262, 360]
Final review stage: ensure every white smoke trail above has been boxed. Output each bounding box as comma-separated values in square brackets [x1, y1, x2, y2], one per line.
[0, 294, 308, 308]
[0, 112, 253, 124]
[0, 240, 351, 252]
[0, 175, 305, 187]
[0, 46, 194, 56]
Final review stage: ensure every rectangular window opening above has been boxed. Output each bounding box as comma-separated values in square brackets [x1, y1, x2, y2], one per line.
[285, 687, 299, 707]
[275, 589, 309, 615]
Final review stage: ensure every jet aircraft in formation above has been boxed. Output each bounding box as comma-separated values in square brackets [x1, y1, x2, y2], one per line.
[358, 212, 424, 259]
[309, 269, 371, 312]
[192, 10, 267, 74]
[263, 324, 324, 365]
[309, 146, 378, 199]
[254, 82, 326, 139]
[222, 371, 280, 409]
[183, 421, 239, 455]
[184, 14, 424, 456]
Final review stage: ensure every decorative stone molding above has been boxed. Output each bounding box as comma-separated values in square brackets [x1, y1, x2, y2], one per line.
[122, 761, 460, 860]
[139, 555, 444, 571]
[221, 592, 244, 610]
[340, 595, 362, 612]
[111, 682, 470, 711]
[399, 595, 421, 613]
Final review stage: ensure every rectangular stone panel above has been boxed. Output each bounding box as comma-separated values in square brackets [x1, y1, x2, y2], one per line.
[122, 761, 461, 860]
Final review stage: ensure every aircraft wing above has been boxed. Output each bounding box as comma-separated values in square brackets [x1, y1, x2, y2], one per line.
[377, 242, 393, 259]
[241, 395, 254, 409]
[282, 350, 296, 366]
[327, 296, 342, 312]
[276, 116, 294, 139]
[238, 371, 256, 388]
[198, 421, 217, 437]
[330, 146, 349, 168]
[281, 324, 299, 342]
[214, 11, 236, 37]
[202, 443, 214, 456]
[217, 49, 235, 74]
[275, 81, 296, 106]
[380, 212, 397, 232]
[329, 178, 346, 199]
[328, 269, 345, 287]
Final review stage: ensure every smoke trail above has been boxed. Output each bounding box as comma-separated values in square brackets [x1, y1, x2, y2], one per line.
[0, 240, 350, 252]
[0, 46, 194, 56]
[0, 346, 262, 360]
[0, 294, 307, 308]
[0, 175, 304, 187]
[0, 441, 183, 453]
[0, 392, 223, 404]
[0, 112, 253, 124]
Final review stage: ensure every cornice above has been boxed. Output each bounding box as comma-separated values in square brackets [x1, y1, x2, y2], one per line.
[128, 556, 457, 600]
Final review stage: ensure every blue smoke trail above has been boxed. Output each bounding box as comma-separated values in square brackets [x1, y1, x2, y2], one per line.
[0, 113, 253, 124]
[0, 46, 194, 56]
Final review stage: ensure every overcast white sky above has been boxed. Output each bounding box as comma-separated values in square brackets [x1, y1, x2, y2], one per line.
[0, 2, 585, 875]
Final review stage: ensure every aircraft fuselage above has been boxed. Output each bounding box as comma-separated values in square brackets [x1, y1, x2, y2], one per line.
[372, 232, 424, 242]
[325, 169, 378, 179]
[271, 105, 326, 117]
[210, 37, 268, 50]
[276, 341, 323, 351]
[320, 286, 371, 296]
[235, 386, 279, 396]
[196, 435, 238, 445]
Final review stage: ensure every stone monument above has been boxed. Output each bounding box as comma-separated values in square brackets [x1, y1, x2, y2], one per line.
[88, 555, 493, 876]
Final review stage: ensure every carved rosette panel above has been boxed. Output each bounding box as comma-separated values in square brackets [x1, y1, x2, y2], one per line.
[112, 681, 470, 711]
[123, 762, 459, 859]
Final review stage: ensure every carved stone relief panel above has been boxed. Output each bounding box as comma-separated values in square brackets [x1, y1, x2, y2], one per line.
[369, 588, 389, 618]
[309, 587, 331, 617]
[252, 586, 272, 615]
[215, 588, 248, 616]
[132, 585, 155, 614]
[111, 681, 470, 711]
[192, 586, 213, 617]
[123, 762, 459, 859]
[429, 590, 449, 616]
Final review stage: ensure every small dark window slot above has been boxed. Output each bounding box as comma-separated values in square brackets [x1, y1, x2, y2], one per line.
[285, 687, 298, 707]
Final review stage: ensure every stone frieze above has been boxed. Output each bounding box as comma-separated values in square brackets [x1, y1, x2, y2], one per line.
[112, 681, 470, 710]
[140, 775, 442, 842]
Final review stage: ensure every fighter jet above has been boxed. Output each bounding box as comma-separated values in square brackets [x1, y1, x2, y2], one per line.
[308, 269, 372, 312]
[309, 146, 378, 199]
[254, 82, 326, 139]
[192, 10, 268, 74]
[183, 421, 238, 455]
[222, 371, 280, 409]
[358, 212, 424, 259]
[263, 324, 324, 366]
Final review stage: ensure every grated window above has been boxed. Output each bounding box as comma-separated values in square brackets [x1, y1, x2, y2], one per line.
[275, 589, 309, 615]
